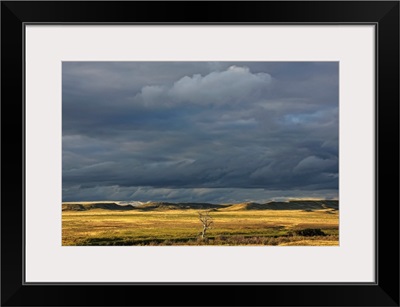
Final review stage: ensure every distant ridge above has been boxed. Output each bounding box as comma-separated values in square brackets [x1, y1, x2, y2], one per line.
[62, 200, 338, 212]
[220, 200, 338, 211]
[132, 202, 224, 211]
[62, 203, 135, 211]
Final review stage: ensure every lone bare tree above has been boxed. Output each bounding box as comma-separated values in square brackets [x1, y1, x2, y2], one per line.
[198, 211, 213, 239]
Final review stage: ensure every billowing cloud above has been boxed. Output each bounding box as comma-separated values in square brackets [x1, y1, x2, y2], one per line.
[138, 65, 271, 107]
[62, 62, 338, 202]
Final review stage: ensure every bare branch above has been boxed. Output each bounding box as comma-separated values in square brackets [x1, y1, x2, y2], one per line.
[198, 211, 214, 239]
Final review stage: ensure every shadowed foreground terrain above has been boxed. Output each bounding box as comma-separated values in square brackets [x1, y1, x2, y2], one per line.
[62, 200, 339, 246]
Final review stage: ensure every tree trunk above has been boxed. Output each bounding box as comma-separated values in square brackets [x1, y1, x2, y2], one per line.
[201, 226, 207, 239]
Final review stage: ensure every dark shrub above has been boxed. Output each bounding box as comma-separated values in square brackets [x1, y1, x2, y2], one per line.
[295, 228, 326, 236]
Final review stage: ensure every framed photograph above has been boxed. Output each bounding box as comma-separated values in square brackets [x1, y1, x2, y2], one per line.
[1, 1, 399, 306]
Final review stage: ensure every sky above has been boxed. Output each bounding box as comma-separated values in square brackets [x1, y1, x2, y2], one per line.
[62, 62, 338, 203]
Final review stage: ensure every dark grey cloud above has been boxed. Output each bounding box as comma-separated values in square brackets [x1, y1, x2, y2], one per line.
[62, 62, 338, 202]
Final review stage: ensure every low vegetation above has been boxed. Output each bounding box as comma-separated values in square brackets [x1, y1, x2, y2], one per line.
[62, 201, 339, 246]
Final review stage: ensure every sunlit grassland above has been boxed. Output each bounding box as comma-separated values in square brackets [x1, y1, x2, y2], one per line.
[62, 209, 339, 246]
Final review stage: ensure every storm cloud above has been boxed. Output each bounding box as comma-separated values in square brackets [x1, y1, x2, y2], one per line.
[62, 62, 338, 202]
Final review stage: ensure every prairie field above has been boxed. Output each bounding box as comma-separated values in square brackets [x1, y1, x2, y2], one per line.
[62, 207, 339, 246]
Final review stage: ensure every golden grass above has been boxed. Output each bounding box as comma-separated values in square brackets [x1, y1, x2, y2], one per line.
[62, 208, 339, 246]
[280, 240, 339, 246]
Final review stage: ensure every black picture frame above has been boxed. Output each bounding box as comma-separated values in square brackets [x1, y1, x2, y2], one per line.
[1, 1, 399, 306]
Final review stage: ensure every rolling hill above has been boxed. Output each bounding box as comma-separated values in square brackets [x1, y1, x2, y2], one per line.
[134, 202, 226, 211]
[62, 203, 135, 211]
[62, 200, 338, 212]
[219, 200, 338, 211]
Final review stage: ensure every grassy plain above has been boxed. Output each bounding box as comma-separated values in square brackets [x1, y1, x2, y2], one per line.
[62, 208, 339, 246]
